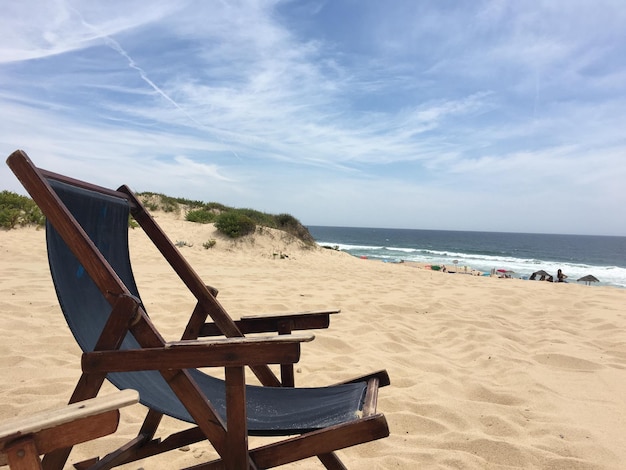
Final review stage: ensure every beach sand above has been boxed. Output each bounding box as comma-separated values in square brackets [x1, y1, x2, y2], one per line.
[1, 211, 626, 469]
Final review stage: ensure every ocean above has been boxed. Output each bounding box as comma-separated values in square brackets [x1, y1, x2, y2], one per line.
[307, 226, 626, 289]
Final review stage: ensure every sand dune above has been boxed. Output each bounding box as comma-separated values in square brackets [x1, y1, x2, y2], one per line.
[1, 211, 625, 469]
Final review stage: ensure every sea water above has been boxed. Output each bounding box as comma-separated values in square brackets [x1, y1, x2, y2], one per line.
[307, 226, 626, 289]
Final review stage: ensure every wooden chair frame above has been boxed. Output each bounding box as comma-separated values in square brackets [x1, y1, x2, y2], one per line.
[6, 149, 390, 470]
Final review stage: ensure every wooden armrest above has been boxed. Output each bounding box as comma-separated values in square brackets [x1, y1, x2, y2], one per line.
[200, 309, 340, 336]
[81, 334, 315, 373]
[0, 390, 139, 466]
[0, 390, 139, 445]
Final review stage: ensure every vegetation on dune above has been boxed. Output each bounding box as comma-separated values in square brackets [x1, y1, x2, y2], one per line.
[138, 191, 206, 213]
[0, 189, 315, 246]
[137, 192, 316, 244]
[0, 191, 45, 229]
[214, 212, 257, 238]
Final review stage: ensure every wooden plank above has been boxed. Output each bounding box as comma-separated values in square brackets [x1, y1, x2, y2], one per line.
[224, 367, 249, 469]
[38, 168, 134, 206]
[1, 412, 119, 468]
[0, 390, 138, 446]
[317, 452, 348, 470]
[3, 437, 42, 470]
[182, 302, 211, 340]
[249, 414, 389, 469]
[183, 415, 390, 470]
[200, 310, 339, 337]
[81, 335, 311, 373]
[241, 309, 340, 320]
[162, 369, 228, 457]
[166, 333, 314, 347]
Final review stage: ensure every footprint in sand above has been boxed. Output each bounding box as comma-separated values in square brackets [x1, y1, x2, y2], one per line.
[533, 353, 602, 371]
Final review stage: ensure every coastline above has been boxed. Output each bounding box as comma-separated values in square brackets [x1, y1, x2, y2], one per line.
[2, 213, 626, 469]
[309, 225, 626, 289]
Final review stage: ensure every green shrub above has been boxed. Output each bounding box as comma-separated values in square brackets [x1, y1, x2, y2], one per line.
[137, 192, 204, 210]
[0, 190, 45, 229]
[236, 208, 275, 227]
[275, 213, 315, 244]
[203, 239, 217, 249]
[186, 209, 216, 224]
[204, 202, 230, 212]
[215, 212, 256, 238]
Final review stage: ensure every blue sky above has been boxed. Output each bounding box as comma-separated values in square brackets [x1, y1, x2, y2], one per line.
[1, 1, 625, 235]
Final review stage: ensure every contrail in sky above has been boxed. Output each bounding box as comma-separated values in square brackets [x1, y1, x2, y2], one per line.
[67, 3, 241, 160]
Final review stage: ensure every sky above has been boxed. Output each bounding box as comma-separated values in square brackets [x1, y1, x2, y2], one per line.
[1, 0, 625, 236]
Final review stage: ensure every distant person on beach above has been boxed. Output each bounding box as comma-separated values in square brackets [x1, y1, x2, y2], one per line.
[557, 269, 568, 283]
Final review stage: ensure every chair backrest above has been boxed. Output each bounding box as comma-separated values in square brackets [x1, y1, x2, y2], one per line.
[45, 178, 215, 422]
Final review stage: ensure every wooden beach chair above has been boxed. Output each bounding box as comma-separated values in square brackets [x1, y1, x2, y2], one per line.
[0, 390, 139, 470]
[6, 149, 390, 469]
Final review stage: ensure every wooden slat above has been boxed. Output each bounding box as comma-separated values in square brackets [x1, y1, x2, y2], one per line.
[249, 414, 389, 469]
[3, 437, 42, 470]
[18, 411, 119, 455]
[166, 333, 314, 348]
[185, 415, 390, 470]
[224, 367, 250, 470]
[182, 302, 211, 340]
[317, 452, 348, 470]
[0, 410, 127, 470]
[0, 390, 138, 446]
[79, 435, 146, 470]
[38, 168, 135, 206]
[162, 369, 228, 457]
[241, 309, 340, 320]
[200, 310, 339, 337]
[82, 335, 312, 373]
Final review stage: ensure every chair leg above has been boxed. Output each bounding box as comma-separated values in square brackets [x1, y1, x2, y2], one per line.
[41, 447, 71, 470]
[139, 409, 163, 441]
[317, 452, 347, 470]
[277, 321, 295, 387]
[225, 366, 255, 469]
[79, 435, 147, 470]
[5, 437, 43, 470]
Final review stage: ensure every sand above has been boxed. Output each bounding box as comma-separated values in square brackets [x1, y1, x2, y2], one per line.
[1, 212, 626, 469]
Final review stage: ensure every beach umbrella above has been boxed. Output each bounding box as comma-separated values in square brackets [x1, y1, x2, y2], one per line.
[577, 274, 599, 285]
